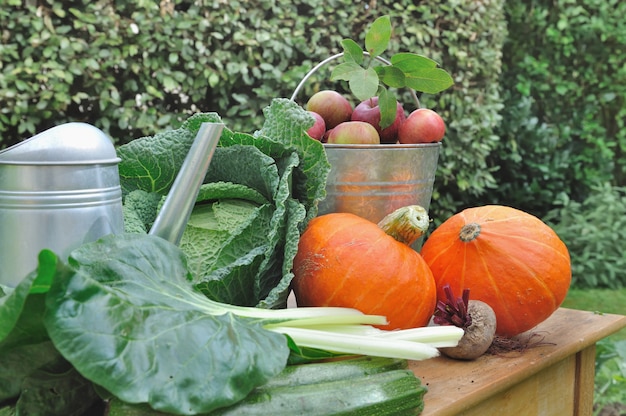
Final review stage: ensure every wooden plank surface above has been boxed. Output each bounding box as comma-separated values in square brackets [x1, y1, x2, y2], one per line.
[409, 308, 626, 416]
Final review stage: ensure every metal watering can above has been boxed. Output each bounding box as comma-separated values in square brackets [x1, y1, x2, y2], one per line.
[0, 121, 223, 287]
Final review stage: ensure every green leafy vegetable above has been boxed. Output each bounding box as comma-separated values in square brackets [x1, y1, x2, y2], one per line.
[116, 113, 225, 196]
[1, 232, 461, 415]
[119, 99, 330, 309]
[36, 233, 459, 414]
[42, 234, 290, 415]
[0, 97, 464, 415]
[0, 252, 98, 414]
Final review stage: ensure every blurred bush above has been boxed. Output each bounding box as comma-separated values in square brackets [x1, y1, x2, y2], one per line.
[494, 0, 626, 218]
[545, 183, 626, 289]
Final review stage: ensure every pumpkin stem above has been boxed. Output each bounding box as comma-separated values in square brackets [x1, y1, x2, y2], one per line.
[460, 223, 481, 242]
[377, 205, 430, 246]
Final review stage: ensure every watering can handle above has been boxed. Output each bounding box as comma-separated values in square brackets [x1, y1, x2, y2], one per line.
[289, 52, 421, 108]
[149, 122, 224, 245]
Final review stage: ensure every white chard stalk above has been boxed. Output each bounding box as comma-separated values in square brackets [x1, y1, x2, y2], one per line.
[265, 321, 464, 361]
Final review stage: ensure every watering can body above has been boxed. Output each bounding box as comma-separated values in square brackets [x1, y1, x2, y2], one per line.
[0, 123, 124, 287]
[0, 121, 224, 288]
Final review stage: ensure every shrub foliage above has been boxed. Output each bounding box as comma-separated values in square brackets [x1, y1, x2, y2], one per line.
[545, 184, 626, 289]
[495, 0, 626, 217]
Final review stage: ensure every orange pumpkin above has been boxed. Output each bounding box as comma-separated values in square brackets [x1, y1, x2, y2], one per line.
[420, 205, 571, 337]
[292, 207, 436, 330]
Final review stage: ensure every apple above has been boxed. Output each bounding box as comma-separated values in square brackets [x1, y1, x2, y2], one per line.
[306, 90, 353, 129]
[351, 96, 406, 143]
[397, 108, 446, 144]
[322, 128, 332, 143]
[306, 111, 326, 141]
[327, 121, 380, 144]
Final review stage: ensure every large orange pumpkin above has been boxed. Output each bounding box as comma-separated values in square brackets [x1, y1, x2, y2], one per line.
[420, 205, 571, 337]
[292, 207, 436, 330]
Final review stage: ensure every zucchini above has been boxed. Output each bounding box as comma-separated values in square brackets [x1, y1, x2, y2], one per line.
[259, 355, 409, 389]
[106, 357, 427, 415]
[211, 369, 426, 415]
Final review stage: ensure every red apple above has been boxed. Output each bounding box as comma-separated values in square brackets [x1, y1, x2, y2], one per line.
[397, 108, 446, 144]
[327, 121, 380, 144]
[306, 90, 353, 129]
[351, 97, 406, 143]
[306, 111, 326, 141]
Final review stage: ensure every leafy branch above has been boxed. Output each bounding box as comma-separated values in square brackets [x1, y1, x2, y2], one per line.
[330, 16, 454, 129]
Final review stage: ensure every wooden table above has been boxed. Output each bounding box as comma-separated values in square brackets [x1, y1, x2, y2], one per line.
[409, 308, 626, 416]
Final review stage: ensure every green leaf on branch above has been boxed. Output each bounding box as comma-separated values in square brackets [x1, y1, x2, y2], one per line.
[331, 63, 380, 101]
[404, 68, 454, 94]
[341, 39, 364, 64]
[391, 53, 438, 70]
[365, 15, 391, 58]
[332, 15, 453, 112]
[348, 67, 380, 101]
[375, 66, 406, 89]
[377, 88, 397, 130]
[391, 53, 454, 94]
[330, 62, 363, 82]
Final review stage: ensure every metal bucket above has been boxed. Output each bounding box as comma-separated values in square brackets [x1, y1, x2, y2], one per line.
[318, 142, 441, 225]
[291, 53, 442, 244]
[0, 123, 123, 287]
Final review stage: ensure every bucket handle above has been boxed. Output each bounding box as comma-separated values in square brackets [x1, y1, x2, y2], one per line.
[289, 52, 421, 109]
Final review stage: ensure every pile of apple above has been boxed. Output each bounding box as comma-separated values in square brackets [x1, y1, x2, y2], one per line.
[305, 90, 446, 145]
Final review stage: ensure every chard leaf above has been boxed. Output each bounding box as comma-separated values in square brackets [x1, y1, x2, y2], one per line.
[43, 234, 289, 415]
[15, 358, 99, 416]
[0, 250, 56, 346]
[0, 251, 97, 414]
[0, 340, 60, 402]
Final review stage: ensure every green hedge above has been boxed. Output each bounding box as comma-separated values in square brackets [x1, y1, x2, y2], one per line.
[0, 0, 507, 225]
[494, 0, 626, 218]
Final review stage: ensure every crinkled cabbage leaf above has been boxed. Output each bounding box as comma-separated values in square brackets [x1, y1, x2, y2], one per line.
[118, 99, 330, 309]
